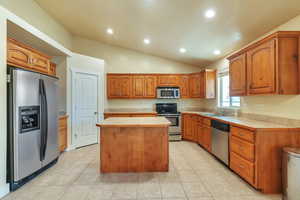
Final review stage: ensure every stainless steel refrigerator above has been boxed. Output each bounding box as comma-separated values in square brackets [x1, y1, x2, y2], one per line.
[7, 66, 59, 191]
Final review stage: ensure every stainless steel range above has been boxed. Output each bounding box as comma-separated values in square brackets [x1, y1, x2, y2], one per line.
[156, 103, 181, 141]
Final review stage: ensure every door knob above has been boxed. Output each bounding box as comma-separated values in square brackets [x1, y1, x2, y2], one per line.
[94, 112, 98, 115]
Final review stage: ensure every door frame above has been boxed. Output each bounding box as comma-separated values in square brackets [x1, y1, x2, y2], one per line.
[70, 67, 102, 149]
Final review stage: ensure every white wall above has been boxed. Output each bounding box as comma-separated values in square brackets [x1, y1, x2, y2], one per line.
[0, 0, 72, 49]
[0, 12, 8, 198]
[52, 56, 67, 114]
[72, 36, 205, 110]
[72, 36, 201, 74]
[66, 53, 105, 150]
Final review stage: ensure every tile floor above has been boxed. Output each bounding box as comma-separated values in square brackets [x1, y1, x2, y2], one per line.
[2, 141, 282, 200]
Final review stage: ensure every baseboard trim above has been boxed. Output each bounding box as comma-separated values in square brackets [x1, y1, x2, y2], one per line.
[65, 145, 76, 152]
[0, 183, 9, 198]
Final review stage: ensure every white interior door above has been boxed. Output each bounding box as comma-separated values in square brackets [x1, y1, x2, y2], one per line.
[73, 72, 99, 148]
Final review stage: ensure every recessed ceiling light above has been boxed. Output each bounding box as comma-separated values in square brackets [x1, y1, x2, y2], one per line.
[205, 9, 216, 18]
[179, 48, 187, 53]
[214, 50, 221, 55]
[106, 28, 114, 35]
[144, 38, 151, 44]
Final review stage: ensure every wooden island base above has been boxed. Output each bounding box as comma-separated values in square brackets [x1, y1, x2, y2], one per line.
[98, 117, 170, 173]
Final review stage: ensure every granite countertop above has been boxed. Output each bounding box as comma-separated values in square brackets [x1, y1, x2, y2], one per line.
[104, 109, 157, 114]
[182, 111, 300, 130]
[97, 117, 171, 127]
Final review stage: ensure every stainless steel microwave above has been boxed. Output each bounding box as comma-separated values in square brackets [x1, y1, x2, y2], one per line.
[157, 87, 180, 99]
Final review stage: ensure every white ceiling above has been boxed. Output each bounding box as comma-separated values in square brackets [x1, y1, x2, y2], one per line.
[35, 0, 300, 66]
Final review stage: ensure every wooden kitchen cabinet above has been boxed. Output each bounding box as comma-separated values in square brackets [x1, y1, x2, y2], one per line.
[107, 71, 215, 99]
[229, 53, 247, 96]
[191, 116, 199, 142]
[49, 62, 57, 76]
[132, 75, 157, 98]
[179, 75, 190, 98]
[202, 124, 211, 152]
[107, 74, 132, 99]
[31, 52, 51, 74]
[182, 111, 300, 194]
[58, 115, 68, 152]
[7, 38, 32, 68]
[132, 75, 145, 98]
[229, 125, 300, 193]
[196, 117, 203, 145]
[189, 70, 216, 99]
[144, 75, 157, 97]
[247, 39, 276, 95]
[189, 73, 202, 98]
[7, 38, 55, 76]
[157, 74, 180, 86]
[182, 114, 194, 141]
[203, 70, 217, 99]
[228, 31, 300, 96]
[182, 114, 208, 145]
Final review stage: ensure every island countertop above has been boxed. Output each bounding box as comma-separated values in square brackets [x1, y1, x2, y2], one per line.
[97, 117, 171, 128]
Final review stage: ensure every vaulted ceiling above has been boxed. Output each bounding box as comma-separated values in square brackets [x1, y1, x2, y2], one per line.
[35, 0, 300, 66]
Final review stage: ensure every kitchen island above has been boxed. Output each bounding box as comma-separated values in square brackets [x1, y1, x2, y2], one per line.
[97, 117, 171, 173]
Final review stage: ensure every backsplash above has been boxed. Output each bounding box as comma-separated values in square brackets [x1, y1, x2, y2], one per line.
[106, 99, 205, 112]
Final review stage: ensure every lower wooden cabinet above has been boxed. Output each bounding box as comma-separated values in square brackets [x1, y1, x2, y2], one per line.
[182, 114, 199, 142]
[58, 115, 68, 152]
[182, 114, 193, 140]
[182, 113, 300, 194]
[229, 125, 300, 193]
[202, 125, 211, 152]
[104, 113, 157, 119]
[182, 114, 210, 147]
[230, 151, 255, 185]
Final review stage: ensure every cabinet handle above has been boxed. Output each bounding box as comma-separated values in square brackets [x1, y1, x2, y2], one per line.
[239, 165, 244, 169]
[239, 132, 244, 137]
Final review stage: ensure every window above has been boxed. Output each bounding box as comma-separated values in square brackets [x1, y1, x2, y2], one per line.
[218, 72, 240, 107]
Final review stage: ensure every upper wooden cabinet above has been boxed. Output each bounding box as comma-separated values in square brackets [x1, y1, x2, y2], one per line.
[247, 39, 276, 95]
[179, 75, 190, 98]
[49, 62, 57, 76]
[229, 54, 247, 96]
[7, 38, 55, 76]
[132, 75, 145, 98]
[189, 70, 216, 99]
[157, 74, 180, 86]
[107, 71, 216, 99]
[144, 75, 157, 98]
[7, 39, 32, 68]
[31, 53, 51, 74]
[132, 75, 157, 98]
[228, 31, 300, 96]
[189, 73, 202, 98]
[203, 70, 217, 99]
[107, 74, 132, 99]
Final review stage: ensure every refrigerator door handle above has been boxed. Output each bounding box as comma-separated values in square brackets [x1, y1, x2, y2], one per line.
[39, 79, 48, 161]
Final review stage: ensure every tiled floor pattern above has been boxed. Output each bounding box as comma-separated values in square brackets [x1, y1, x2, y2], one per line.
[3, 141, 282, 200]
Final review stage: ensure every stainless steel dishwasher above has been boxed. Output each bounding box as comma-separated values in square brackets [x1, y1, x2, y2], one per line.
[211, 120, 230, 165]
